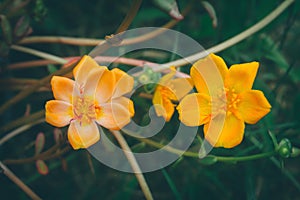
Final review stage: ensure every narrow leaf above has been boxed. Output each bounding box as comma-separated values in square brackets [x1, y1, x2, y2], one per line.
[201, 1, 218, 28]
[35, 132, 45, 155]
[36, 160, 49, 175]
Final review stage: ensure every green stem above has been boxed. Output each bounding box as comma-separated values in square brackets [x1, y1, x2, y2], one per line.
[136, 137, 276, 163]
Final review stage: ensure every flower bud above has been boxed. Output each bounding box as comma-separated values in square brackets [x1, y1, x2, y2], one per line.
[277, 138, 292, 158]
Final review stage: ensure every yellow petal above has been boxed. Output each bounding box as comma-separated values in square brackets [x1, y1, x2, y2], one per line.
[227, 62, 259, 93]
[204, 113, 245, 148]
[67, 121, 100, 149]
[191, 53, 227, 96]
[153, 87, 175, 122]
[73, 55, 102, 85]
[111, 68, 134, 98]
[96, 69, 115, 103]
[96, 99, 133, 130]
[51, 76, 74, 103]
[237, 90, 271, 124]
[159, 67, 176, 85]
[45, 100, 73, 127]
[167, 77, 193, 100]
[83, 66, 106, 96]
[177, 93, 211, 126]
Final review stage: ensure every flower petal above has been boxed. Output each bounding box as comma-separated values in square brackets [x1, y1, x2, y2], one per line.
[227, 62, 259, 93]
[167, 77, 193, 100]
[51, 76, 74, 103]
[95, 69, 115, 103]
[67, 121, 100, 149]
[73, 55, 102, 85]
[153, 87, 175, 122]
[177, 93, 211, 126]
[96, 98, 133, 130]
[237, 90, 271, 124]
[111, 68, 134, 98]
[45, 100, 73, 127]
[204, 113, 245, 148]
[191, 53, 228, 95]
[83, 66, 106, 96]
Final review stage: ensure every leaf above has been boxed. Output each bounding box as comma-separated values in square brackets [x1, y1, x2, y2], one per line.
[36, 160, 49, 175]
[14, 15, 32, 38]
[201, 1, 218, 28]
[0, 15, 12, 44]
[47, 64, 58, 73]
[152, 0, 183, 20]
[35, 132, 45, 155]
[53, 128, 63, 144]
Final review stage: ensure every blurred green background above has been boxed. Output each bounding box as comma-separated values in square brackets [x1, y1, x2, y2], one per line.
[1, 0, 300, 199]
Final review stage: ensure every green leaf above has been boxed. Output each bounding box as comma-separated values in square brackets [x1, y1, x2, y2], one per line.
[14, 15, 31, 38]
[47, 64, 58, 73]
[0, 15, 12, 44]
[35, 132, 45, 155]
[199, 155, 218, 165]
[36, 160, 49, 175]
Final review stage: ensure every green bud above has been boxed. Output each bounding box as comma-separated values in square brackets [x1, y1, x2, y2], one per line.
[277, 138, 292, 158]
[291, 147, 300, 158]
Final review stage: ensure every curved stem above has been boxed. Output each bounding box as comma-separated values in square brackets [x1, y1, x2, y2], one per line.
[11, 45, 67, 64]
[111, 130, 153, 200]
[155, 0, 294, 71]
[0, 161, 42, 200]
[135, 137, 276, 163]
[115, 0, 142, 34]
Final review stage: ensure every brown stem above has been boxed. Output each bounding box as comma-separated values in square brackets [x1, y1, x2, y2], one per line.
[0, 161, 42, 200]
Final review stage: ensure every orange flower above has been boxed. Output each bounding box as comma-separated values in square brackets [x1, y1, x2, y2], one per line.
[45, 55, 134, 149]
[153, 67, 193, 122]
[177, 54, 271, 148]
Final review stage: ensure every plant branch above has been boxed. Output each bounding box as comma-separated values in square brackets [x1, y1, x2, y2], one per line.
[0, 161, 42, 200]
[111, 130, 153, 200]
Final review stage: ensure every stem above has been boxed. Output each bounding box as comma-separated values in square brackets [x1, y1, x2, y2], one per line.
[155, 0, 294, 70]
[0, 110, 44, 135]
[18, 5, 191, 46]
[134, 137, 276, 163]
[0, 161, 42, 200]
[0, 60, 77, 115]
[11, 45, 67, 64]
[7, 56, 157, 70]
[110, 130, 153, 200]
[115, 0, 142, 34]
[0, 118, 44, 145]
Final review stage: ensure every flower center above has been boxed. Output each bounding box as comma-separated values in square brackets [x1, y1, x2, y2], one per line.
[73, 96, 100, 126]
[212, 87, 240, 117]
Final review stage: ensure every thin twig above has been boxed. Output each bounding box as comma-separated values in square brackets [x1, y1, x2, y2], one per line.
[11, 45, 67, 64]
[18, 5, 191, 46]
[115, 0, 142, 34]
[0, 161, 42, 200]
[154, 0, 295, 71]
[110, 130, 153, 200]
[0, 118, 44, 145]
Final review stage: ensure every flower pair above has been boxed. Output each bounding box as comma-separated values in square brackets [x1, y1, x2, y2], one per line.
[153, 54, 271, 148]
[45, 56, 134, 149]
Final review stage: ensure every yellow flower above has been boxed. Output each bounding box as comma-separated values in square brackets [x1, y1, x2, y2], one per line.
[153, 67, 193, 122]
[45, 55, 135, 149]
[177, 54, 271, 148]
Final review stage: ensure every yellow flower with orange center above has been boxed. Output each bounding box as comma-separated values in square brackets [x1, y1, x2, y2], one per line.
[153, 67, 193, 122]
[177, 54, 271, 148]
[45, 55, 134, 149]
